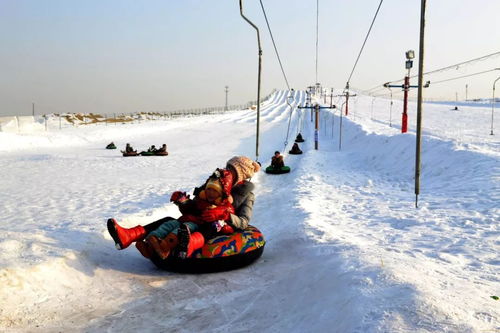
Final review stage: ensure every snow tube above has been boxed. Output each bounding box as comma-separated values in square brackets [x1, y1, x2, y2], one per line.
[288, 150, 303, 155]
[295, 134, 305, 143]
[122, 151, 139, 157]
[106, 144, 117, 149]
[265, 166, 291, 174]
[140, 151, 155, 156]
[150, 225, 265, 273]
[154, 151, 169, 156]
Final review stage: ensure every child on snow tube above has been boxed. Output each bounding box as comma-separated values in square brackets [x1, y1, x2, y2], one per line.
[155, 144, 168, 155]
[271, 151, 285, 169]
[289, 143, 302, 154]
[135, 168, 236, 260]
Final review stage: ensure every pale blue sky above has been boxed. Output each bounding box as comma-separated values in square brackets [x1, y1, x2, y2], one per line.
[1, 0, 499, 116]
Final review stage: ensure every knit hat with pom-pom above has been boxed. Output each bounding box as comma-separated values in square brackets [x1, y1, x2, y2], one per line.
[226, 156, 261, 184]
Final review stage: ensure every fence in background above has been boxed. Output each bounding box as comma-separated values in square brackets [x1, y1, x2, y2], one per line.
[0, 90, 277, 133]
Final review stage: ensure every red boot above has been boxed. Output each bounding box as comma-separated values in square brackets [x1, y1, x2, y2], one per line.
[147, 233, 178, 260]
[107, 218, 146, 250]
[187, 232, 205, 258]
[177, 224, 205, 259]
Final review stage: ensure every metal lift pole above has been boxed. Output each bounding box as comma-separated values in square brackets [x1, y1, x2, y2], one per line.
[339, 101, 346, 151]
[240, 0, 262, 161]
[283, 92, 295, 152]
[386, 86, 393, 127]
[415, 0, 427, 208]
[345, 82, 350, 116]
[315, 104, 319, 150]
[298, 102, 336, 150]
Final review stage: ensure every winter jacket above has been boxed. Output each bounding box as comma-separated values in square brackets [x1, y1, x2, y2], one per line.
[228, 181, 255, 230]
[290, 144, 302, 154]
[177, 168, 236, 225]
[271, 155, 284, 168]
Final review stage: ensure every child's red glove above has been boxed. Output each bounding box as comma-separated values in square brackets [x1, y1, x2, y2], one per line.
[170, 191, 189, 205]
[220, 224, 234, 234]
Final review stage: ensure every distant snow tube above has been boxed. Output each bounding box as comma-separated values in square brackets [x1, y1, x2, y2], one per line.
[122, 151, 139, 157]
[140, 151, 155, 156]
[154, 151, 169, 156]
[265, 166, 291, 174]
[106, 145, 117, 149]
[150, 225, 265, 273]
[288, 150, 303, 155]
[294, 134, 305, 143]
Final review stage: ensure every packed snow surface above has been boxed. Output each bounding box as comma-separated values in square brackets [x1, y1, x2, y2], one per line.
[0, 90, 498, 332]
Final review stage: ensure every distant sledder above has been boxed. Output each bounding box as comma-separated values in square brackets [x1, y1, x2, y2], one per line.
[121, 143, 139, 156]
[140, 144, 168, 156]
[140, 145, 157, 156]
[295, 133, 305, 143]
[155, 144, 168, 156]
[106, 142, 117, 149]
[289, 143, 303, 155]
[265, 151, 291, 174]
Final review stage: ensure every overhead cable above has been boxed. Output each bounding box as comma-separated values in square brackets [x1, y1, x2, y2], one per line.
[385, 50, 500, 85]
[420, 51, 500, 77]
[316, 0, 319, 84]
[430, 68, 500, 85]
[345, 0, 384, 86]
[259, 0, 290, 90]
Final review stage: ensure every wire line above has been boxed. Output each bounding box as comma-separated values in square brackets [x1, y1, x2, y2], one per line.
[259, 0, 290, 90]
[346, 0, 384, 85]
[384, 51, 500, 85]
[316, 0, 319, 84]
[420, 51, 500, 77]
[430, 68, 499, 85]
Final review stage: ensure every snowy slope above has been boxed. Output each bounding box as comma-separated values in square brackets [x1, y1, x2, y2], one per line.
[0, 90, 498, 332]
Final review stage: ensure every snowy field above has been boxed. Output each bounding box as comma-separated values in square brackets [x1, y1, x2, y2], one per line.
[0, 90, 498, 332]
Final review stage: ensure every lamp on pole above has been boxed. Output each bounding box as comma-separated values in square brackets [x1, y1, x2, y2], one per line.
[491, 74, 500, 135]
[384, 51, 428, 133]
